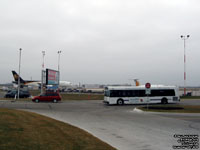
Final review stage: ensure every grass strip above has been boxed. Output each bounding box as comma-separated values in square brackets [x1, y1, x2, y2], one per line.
[180, 96, 200, 99]
[0, 108, 116, 150]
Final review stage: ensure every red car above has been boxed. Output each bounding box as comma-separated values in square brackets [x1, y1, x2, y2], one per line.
[32, 92, 61, 103]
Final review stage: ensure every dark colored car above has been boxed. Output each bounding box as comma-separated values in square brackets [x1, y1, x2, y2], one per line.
[4, 90, 30, 98]
[32, 92, 61, 103]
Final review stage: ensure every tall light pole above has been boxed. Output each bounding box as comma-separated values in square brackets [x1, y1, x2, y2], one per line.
[42, 51, 45, 70]
[58, 51, 62, 86]
[58, 51, 62, 72]
[41, 51, 45, 94]
[181, 35, 190, 96]
[18, 48, 22, 99]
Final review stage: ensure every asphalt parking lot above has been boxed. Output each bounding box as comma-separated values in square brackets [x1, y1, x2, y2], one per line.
[0, 91, 6, 98]
[0, 100, 200, 150]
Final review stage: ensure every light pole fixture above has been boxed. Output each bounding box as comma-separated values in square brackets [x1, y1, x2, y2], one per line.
[18, 48, 22, 99]
[180, 35, 190, 96]
[42, 51, 45, 70]
[41, 51, 45, 94]
[58, 51, 62, 72]
[58, 51, 62, 86]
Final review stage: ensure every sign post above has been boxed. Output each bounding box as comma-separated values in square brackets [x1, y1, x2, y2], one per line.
[145, 83, 151, 110]
[41, 70, 46, 94]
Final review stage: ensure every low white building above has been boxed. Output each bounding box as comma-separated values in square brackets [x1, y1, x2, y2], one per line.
[179, 87, 200, 96]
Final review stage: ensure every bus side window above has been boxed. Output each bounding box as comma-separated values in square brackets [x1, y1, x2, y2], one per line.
[138, 90, 145, 97]
[131, 90, 136, 97]
[126, 90, 131, 97]
[118, 91, 122, 97]
[110, 91, 114, 97]
[123, 91, 127, 97]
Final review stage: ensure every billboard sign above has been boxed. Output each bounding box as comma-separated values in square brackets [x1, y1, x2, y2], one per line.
[46, 69, 59, 85]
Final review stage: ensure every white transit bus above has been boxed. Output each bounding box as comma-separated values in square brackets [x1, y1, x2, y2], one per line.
[104, 85, 180, 105]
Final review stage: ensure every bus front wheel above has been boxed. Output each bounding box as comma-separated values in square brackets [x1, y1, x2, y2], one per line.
[117, 99, 124, 105]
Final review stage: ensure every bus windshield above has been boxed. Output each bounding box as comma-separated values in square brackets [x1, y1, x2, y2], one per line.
[104, 90, 110, 97]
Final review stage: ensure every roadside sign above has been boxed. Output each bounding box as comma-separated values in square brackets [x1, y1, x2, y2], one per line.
[145, 83, 151, 89]
[145, 82, 151, 110]
[145, 89, 151, 95]
[46, 69, 59, 85]
[145, 82, 151, 95]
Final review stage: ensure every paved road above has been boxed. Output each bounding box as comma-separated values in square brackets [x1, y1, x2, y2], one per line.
[180, 99, 200, 105]
[0, 100, 200, 150]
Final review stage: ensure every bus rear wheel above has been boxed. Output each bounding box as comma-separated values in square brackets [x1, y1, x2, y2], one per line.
[117, 99, 124, 105]
[161, 98, 168, 104]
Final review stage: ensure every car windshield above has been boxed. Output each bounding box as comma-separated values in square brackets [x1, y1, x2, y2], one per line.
[11, 91, 17, 94]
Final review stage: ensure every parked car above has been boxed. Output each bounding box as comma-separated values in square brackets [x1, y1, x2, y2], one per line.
[32, 92, 61, 103]
[4, 90, 30, 98]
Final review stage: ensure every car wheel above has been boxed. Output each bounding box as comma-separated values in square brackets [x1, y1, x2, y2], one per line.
[53, 99, 57, 103]
[117, 99, 124, 105]
[35, 99, 39, 103]
[161, 98, 168, 104]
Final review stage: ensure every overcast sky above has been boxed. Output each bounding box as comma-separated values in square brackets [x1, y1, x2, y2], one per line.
[0, 0, 200, 86]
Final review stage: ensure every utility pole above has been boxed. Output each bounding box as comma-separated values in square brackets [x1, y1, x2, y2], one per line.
[58, 51, 62, 86]
[41, 51, 45, 94]
[17, 48, 22, 99]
